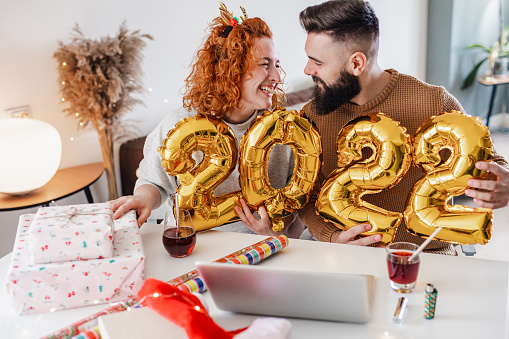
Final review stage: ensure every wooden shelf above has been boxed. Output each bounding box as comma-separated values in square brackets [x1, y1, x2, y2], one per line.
[477, 74, 509, 86]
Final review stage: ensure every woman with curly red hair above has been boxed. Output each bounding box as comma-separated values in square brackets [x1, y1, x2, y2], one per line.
[111, 6, 303, 237]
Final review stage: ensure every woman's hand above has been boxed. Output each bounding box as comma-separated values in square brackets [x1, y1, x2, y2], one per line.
[108, 185, 161, 227]
[234, 198, 298, 237]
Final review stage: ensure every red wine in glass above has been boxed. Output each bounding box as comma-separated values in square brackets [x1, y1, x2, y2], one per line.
[387, 251, 420, 284]
[163, 226, 196, 258]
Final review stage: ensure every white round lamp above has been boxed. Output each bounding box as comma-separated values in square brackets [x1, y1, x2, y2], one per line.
[0, 118, 62, 195]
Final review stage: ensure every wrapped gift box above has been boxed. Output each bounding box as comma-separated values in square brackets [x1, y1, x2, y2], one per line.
[5, 210, 145, 315]
[28, 203, 115, 264]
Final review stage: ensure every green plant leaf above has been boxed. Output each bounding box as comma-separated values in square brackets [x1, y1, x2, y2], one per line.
[461, 57, 488, 90]
[464, 43, 492, 53]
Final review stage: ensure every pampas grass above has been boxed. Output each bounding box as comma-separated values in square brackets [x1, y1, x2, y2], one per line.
[54, 22, 152, 200]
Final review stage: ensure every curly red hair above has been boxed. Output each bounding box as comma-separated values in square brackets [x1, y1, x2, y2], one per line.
[183, 16, 284, 118]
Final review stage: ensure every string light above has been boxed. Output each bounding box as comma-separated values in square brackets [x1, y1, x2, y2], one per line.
[148, 88, 153, 92]
[61, 81, 66, 85]
[163, 99, 168, 103]
[75, 112, 79, 117]
[61, 98, 65, 102]
[62, 62, 67, 66]
[131, 292, 207, 314]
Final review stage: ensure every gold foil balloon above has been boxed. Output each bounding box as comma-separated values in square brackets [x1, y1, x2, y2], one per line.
[239, 108, 322, 232]
[317, 113, 412, 244]
[158, 114, 242, 231]
[404, 111, 493, 245]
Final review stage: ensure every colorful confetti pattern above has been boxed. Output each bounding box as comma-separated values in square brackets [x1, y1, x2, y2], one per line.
[27, 203, 115, 264]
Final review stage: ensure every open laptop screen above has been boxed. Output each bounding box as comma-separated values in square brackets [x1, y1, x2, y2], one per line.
[196, 261, 375, 323]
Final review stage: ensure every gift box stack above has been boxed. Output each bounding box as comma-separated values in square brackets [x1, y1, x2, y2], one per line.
[4, 203, 145, 315]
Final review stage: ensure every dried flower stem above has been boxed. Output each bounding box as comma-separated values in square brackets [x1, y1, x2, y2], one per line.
[54, 22, 153, 200]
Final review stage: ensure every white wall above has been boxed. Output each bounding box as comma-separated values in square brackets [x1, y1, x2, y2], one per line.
[0, 0, 428, 256]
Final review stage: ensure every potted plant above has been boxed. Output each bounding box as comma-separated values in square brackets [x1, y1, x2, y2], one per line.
[461, 28, 509, 90]
[462, 0, 509, 90]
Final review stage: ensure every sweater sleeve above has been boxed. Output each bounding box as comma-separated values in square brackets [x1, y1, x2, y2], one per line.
[134, 107, 190, 208]
[298, 172, 340, 242]
[442, 87, 465, 113]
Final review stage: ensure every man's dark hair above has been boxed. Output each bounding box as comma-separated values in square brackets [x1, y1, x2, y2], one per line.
[299, 0, 379, 57]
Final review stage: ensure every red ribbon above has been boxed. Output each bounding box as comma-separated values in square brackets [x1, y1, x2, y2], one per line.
[138, 278, 247, 339]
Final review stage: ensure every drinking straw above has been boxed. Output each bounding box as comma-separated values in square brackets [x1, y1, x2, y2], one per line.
[175, 193, 180, 237]
[408, 227, 443, 261]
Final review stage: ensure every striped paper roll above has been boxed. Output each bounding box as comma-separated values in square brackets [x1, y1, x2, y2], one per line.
[178, 235, 289, 293]
[226, 235, 288, 265]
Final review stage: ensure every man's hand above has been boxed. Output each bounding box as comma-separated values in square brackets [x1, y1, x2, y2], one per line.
[465, 161, 509, 209]
[330, 223, 382, 245]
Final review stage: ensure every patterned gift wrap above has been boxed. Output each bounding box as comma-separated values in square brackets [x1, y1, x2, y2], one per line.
[28, 203, 115, 264]
[177, 235, 289, 293]
[5, 210, 145, 315]
[43, 301, 137, 339]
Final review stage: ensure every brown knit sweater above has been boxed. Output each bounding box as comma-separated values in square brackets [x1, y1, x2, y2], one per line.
[298, 69, 508, 254]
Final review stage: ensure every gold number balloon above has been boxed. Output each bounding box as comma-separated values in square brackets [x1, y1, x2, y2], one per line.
[158, 114, 242, 231]
[238, 108, 322, 232]
[404, 111, 494, 245]
[316, 113, 412, 244]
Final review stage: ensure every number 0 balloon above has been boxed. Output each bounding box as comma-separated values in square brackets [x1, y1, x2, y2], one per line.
[239, 108, 322, 232]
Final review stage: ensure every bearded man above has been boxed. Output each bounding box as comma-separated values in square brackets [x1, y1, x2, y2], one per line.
[298, 0, 509, 254]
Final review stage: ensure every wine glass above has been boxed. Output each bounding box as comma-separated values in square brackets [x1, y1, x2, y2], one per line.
[162, 209, 196, 258]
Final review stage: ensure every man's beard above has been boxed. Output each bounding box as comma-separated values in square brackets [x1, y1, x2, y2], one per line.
[312, 70, 361, 115]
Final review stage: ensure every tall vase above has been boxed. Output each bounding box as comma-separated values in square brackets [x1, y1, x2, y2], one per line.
[95, 123, 118, 200]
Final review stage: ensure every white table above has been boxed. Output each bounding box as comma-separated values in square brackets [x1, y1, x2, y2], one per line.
[1, 223, 508, 338]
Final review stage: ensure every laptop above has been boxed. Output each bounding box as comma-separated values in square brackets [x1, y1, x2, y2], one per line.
[195, 261, 375, 323]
